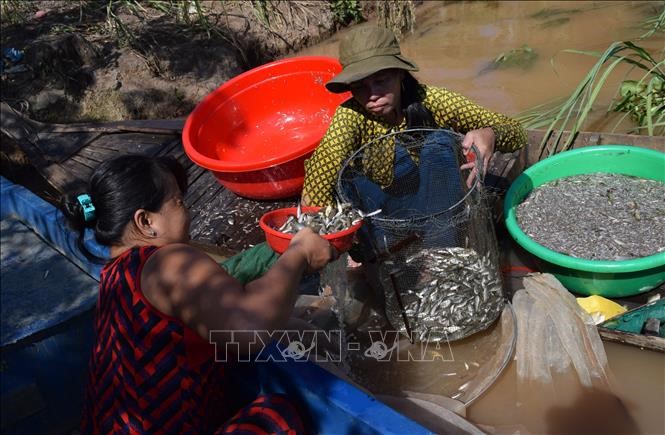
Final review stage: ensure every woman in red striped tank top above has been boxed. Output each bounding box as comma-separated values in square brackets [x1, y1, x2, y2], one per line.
[62, 155, 336, 434]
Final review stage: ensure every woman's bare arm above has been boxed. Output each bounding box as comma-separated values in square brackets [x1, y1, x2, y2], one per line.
[140, 228, 334, 351]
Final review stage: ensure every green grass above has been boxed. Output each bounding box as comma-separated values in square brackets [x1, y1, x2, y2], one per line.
[640, 4, 665, 39]
[517, 6, 665, 160]
[331, 0, 363, 27]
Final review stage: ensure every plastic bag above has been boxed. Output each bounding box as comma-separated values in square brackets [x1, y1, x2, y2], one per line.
[513, 273, 611, 389]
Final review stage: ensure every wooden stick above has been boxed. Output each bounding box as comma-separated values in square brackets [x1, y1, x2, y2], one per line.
[598, 327, 665, 353]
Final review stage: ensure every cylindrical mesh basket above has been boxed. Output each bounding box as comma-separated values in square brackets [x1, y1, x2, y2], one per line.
[337, 128, 504, 342]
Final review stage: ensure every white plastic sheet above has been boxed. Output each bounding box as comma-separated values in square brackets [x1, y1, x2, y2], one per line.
[513, 273, 611, 389]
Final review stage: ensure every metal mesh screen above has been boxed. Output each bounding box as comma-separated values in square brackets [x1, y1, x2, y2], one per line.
[337, 128, 504, 342]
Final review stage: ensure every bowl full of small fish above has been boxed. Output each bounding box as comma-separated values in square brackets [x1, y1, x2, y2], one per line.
[259, 203, 368, 254]
[504, 145, 665, 297]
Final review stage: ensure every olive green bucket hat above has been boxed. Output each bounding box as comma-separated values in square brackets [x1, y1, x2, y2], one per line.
[326, 26, 419, 94]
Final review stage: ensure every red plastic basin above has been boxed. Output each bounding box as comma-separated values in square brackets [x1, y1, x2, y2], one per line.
[259, 206, 362, 254]
[182, 56, 350, 199]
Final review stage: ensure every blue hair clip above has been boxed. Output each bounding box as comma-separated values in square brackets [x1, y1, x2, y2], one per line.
[77, 194, 96, 222]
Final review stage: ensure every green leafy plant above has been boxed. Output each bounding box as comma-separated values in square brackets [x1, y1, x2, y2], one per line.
[331, 0, 363, 27]
[640, 5, 665, 39]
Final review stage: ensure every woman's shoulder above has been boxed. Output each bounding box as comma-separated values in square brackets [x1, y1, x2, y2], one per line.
[143, 243, 212, 274]
[140, 243, 230, 318]
[142, 243, 231, 290]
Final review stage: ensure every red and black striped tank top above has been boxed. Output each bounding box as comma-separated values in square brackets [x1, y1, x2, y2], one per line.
[81, 246, 228, 434]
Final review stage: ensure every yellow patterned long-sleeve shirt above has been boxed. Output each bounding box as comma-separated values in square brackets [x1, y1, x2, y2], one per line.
[302, 84, 527, 206]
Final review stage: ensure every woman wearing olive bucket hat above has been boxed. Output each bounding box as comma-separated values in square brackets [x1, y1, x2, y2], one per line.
[301, 26, 527, 208]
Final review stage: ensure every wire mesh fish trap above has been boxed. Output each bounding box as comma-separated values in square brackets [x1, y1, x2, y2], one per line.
[337, 128, 504, 342]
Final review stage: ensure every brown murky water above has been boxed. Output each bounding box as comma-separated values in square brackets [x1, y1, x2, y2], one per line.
[467, 342, 665, 434]
[296, 0, 665, 133]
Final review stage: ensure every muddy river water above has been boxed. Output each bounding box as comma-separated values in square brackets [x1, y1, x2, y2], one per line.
[297, 0, 664, 133]
[295, 1, 664, 433]
[467, 342, 665, 434]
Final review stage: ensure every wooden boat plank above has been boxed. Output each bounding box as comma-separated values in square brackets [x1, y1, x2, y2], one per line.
[188, 184, 238, 245]
[180, 154, 199, 178]
[69, 154, 99, 172]
[2, 135, 68, 194]
[0, 103, 185, 135]
[156, 140, 197, 174]
[88, 133, 177, 156]
[62, 155, 95, 175]
[39, 118, 185, 135]
[185, 164, 206, 185]
[597, 327, 665, 353]
[184, 166, 209, 192]
[155, 138, 184, 158]
[33, 132, 102, 163]
[486, 150, 521, 193]
[57, 158, 94, 190]
[76, 145, 123, 164]
[185, 170, 221, 209]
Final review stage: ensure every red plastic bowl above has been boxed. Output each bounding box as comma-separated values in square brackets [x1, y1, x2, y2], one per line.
[182, 56, 350, 200]
[259, 206, 362, 254]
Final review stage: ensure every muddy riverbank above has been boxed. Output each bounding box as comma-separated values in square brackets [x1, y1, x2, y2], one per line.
[0, 0, 388, 123]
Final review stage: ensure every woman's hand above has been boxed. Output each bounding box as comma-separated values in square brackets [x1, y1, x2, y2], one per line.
[289, 227, 337, 272]
[460, 127, 496, 188]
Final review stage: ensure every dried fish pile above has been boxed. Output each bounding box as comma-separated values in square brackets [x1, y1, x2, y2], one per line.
[276, 203, 379, 235]
[516, 173, 665, 260]
[194, 197, 292, 250]
[382, 247, 504, 343]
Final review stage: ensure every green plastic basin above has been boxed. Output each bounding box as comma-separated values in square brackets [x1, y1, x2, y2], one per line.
[504, 145, 665, 297]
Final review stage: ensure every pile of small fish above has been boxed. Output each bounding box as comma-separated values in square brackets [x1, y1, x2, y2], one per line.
[382, 247, 504, 343]
[516, 173, 665, 260]
[275, 202, 380, 235]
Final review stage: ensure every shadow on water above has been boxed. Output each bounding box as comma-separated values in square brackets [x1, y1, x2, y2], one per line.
[545, 387, 639, 435]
